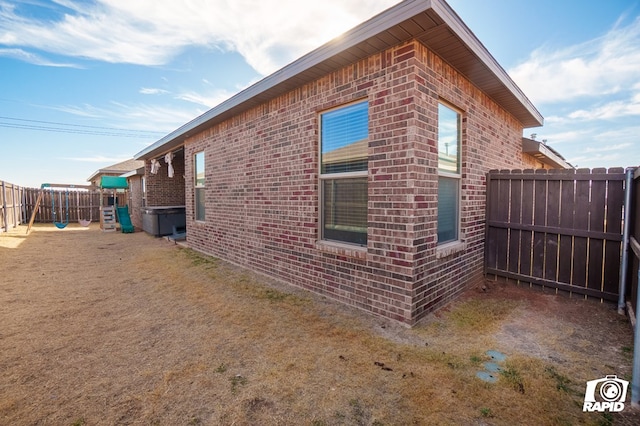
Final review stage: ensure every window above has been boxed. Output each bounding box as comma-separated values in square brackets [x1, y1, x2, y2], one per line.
[320, 101, 368, 245]
[437, 102, 461, 244]
[141, 176, 146, 207]
[194, 151, 205, 221]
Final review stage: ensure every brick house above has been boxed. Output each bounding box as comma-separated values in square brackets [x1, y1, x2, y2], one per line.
[134, 0, 569, 324]
[87, 158, 146, 229]
[121, 165, 145, 230]
[86, 158, 145, 189]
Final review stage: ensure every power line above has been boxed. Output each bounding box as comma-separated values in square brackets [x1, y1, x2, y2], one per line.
[0, 115, 167, 138]
[0, 115, 166, 133]
[0, 122, 160, 138]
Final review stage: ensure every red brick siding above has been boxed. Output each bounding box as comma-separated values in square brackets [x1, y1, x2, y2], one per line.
[410, 44, 526, 320]
[127, 175, 144, 229]
[145, 151, 186, 207]
[182, 40, 531, 324]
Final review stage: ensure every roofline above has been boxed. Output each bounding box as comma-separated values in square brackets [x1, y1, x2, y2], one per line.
[121, 167, 146, 178]
[135, 0, 543, 161]
[431, 0, 542, 125]
[86, 169, 136, 182]
[522, 137, 573, 169]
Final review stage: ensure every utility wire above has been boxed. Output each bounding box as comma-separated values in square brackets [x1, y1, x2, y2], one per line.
[0, 122, 160, 138]
[0, 115, 167, 138]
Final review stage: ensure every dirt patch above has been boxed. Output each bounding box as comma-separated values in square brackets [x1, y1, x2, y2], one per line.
[1, 224, 639, 425]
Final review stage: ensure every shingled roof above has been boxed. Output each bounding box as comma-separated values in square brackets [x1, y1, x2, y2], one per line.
[86, 158, 145, 182]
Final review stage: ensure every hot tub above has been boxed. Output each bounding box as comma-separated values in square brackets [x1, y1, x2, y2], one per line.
[141, 206, 186, 237]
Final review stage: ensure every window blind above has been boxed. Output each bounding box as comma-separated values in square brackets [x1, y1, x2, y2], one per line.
[321, 101, 368, 174]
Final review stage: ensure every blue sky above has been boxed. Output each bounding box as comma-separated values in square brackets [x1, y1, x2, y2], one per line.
[1, 0, 639, 188]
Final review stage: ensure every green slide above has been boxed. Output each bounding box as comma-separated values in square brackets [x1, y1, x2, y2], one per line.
[116, 206, 135, 233]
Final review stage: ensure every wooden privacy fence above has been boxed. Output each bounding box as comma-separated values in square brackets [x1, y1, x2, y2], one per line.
[22, 187, 100, 226]
[0, 180, 24, 233]
[485, 168, 626, 301]
[628, 169, 640, 314]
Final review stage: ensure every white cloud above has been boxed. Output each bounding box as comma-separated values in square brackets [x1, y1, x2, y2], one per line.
[595, 124, 640, 141]
[568, 97, 640, 121]
[49, 101, 201, 133]
[510, 16, 640, 105]
[48, 103, 105, 118]
[175, 89, 235, 109]
[0, 0, 397, 75]
[564, 139, 640, 169]
[538, 124, 640, 169]
[536, 129, 587, 144]
[568, 152, 628, 169]
[139, 87, 169, 95]
[140, 85, 237, 111]
[107, 101, 204, 131]
[584, 143, 632, 153]
[0, 47, 80, 67]
[513, 15, 640, 170]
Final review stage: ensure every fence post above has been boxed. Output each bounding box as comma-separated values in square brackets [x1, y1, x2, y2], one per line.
[619, 168, 634, 314]
[1, 181, 7, 232]
[632, 167, 640, 406]
[633, 264, 640, 406]
[13, 184, 18, 228]
[21, 187, 26, 224]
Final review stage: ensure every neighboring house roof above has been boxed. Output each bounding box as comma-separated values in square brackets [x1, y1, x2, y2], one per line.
[135, 0, 543, 161]
[322, 139, 368, 165]
[522, 137, 573, 169]
[121, 167, 146, 178]
[87, 159, 145, 182]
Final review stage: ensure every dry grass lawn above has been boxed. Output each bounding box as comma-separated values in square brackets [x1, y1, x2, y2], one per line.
[1, 224, 639, 425]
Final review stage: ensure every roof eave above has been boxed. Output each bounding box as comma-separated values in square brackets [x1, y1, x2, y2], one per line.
[427, 0, 543, 127]
[135, 0, 543, 160]
[121, 167, 146, 178]
[522, 138, 573, 169]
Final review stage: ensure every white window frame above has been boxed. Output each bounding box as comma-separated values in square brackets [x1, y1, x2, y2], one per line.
[318, 100, 369, 246]
[141, 176, 146, 207]
[437, 101, 461, 246]
[194, 151, 205, 222]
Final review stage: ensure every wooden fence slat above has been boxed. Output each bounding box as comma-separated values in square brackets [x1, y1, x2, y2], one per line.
[1, 184, 101, 231]
[507, 174, 522, 274]
[0, 180, 25, 232]
[486, 221, 622, 241]
[544, 176, 561, 281]
[19, 187, 100, 226]
[486, 267, 618, 301]
[603, 172, 624, 294]
[488, 172, 626, 181]
[486, 168, 627, 302]
[588, 171, 607, 292]
[495, 178, 510, 271]
[532, 172, 547, 279]
[519, 172, 535, 277]
[631, 176, 640, 310]
[1, 181, 5, 232]
[572, 170, 591, 290]
[558, 178, 575, 284]
[485, 174, 499, 270]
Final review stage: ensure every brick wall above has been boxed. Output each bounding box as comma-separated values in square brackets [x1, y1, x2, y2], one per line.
[408, 44, 529, 319]
[182, 40, 534, 325]
[127, 175, 144, 229]
[145, 150, 186, 207]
